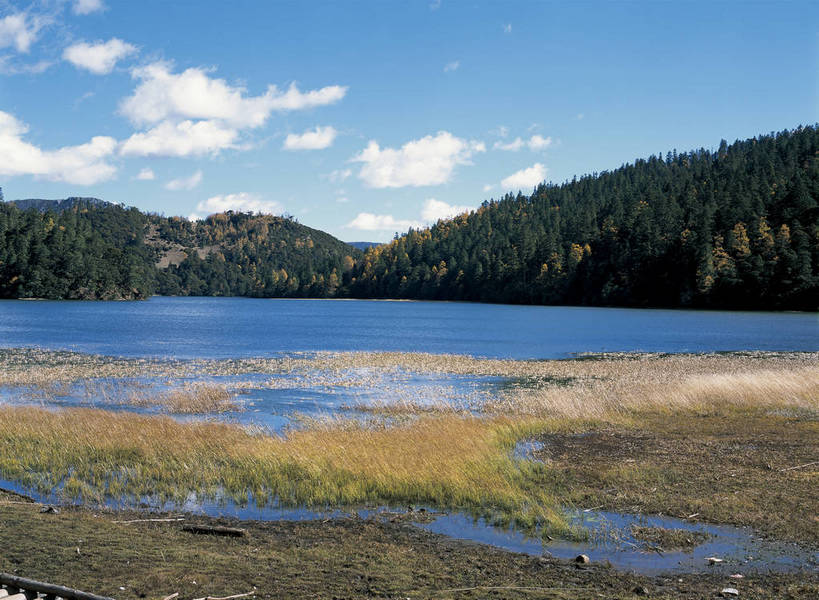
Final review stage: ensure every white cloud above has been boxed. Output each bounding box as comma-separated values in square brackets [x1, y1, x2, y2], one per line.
[283, 125, 337, 150]
[73, 0, 106, 15]
[117, 63, 346, 158]
[443, 60, 459, 72]
[63, 38, 137, 75]
[120, 62, 347, 129]
[493, 135, 552, 152]
[494, 137, 524, 151]
[0, 56, 51, 75]
[482, 184, 494, 193]
[336, 196, 349, 203]
[190, 192, 282, 220]
[326, 168, 352, 183]
[0, 13, 43, 53]
[501, 163, 547, 191]
[135, 167, 154, 180]
[528, 134, 552, 150]
[165, 169, 202, 191]
[576, 113, 584, 120]
[352, 131, 485, 188]
[345, 212, 422, 231]
[119, 119, 239, 157]
[421, 198, 472, 222]
[0, 110, 116, 184]
[503, 23, 512, 33]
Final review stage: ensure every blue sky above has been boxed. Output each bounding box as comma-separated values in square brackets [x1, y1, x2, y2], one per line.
[0, 0, 816, 242]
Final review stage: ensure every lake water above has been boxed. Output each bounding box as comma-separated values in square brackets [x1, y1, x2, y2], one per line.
[0, 296, 816, 358]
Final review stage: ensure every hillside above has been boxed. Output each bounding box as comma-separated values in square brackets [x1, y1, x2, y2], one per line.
[348, 126, 819, 310]
[0, 126, 816, 307]
[0, 200, 359, 300]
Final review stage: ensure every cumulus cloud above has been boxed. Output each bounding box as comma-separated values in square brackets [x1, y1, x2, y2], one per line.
[190, 192, 282, 220]
[73, 0, 106, 15]
[352, 131, 485, 188]
[443, 60, 459, 72]
[345, 212, 423, 231]
[482, 184, 494, 193]
[421, 198, 472, 222]
[493, 134, 552, 152]
[117, 62, 346, 157]
[120, 62, 347, 129]
[0, 13, 43, 53]
[0, 110, 116, 184]
[63, 38, 137, 74]
[119, 119, 239, 157]
[165, 169, 202, 191]
[503, 23, 512, 34]
[283, 125, 337, 150]
[501, 163, 547, 191]
[135, 167, 154, 180]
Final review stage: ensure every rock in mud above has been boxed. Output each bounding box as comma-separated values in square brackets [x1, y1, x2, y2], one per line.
[720, 588, 740, 597]
[632, 585, 650, 595]
[574, 554, 590, 564]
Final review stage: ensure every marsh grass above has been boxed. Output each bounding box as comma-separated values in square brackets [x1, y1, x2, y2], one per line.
[629, 525, 709, 551]
[0, 349, 816, 540]
[0, 405, 576, 536]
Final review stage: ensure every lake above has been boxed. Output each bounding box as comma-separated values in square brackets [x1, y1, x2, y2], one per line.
[0, 296, 816, 358]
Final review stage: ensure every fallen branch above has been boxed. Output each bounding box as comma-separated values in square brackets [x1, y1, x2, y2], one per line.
[779, 461, 819, 472]
[192, 590, 255, 600]
[418, 585, 593, 595]
[112, 518, 185, 524]
[161, 593, 179, 600]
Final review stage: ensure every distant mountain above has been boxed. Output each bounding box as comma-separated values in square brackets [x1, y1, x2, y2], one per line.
[346, 241, 381, 251]
[6, 197, 113, 212]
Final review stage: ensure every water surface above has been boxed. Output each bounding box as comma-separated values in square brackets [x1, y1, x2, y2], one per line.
[0, 297, 815, 359]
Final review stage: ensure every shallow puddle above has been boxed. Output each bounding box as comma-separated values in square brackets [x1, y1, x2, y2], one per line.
[3, 477, 815, 576]
[420, 509, 818, 575]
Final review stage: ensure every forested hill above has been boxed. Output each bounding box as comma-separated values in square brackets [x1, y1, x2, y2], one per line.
[348, 126, 819, 310]
[0, 201, 360, 299]
[0, 126, 817, 308]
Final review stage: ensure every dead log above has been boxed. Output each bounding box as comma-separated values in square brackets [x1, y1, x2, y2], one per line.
[181, 524, 247, 537]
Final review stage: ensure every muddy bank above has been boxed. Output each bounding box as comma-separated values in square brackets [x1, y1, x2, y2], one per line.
[1, 493, 817, 600]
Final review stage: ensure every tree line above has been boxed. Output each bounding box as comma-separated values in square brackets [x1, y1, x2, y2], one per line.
[0, 125, 816, 309]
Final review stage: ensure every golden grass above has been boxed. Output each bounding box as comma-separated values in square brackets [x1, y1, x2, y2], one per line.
[0, 405, 567, 534]
[492, 366, 819, 419]
[0, 350, 817, 539]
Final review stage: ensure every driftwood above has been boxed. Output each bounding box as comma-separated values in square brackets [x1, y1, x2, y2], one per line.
[192, 590, 256, 600]
[0, 573, 115, 600]
[181, 524, 247, 537]
[112, 518, 185, 524]
[779, 461, 819, 472]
